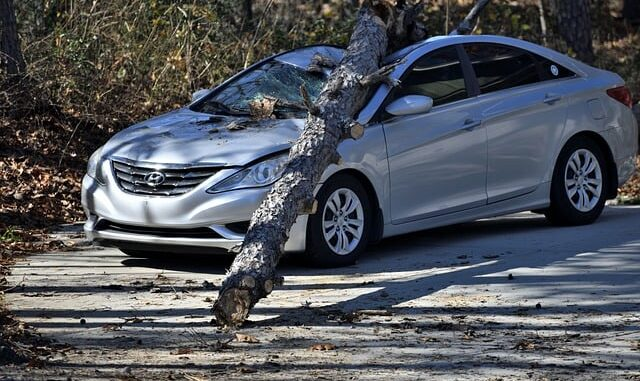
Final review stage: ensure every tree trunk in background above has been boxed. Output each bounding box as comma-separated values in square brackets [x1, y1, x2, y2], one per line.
[623, 0, 640, 23]
[550, 0, 594, 64]
[0, 0, 25, 75]
[212, 1, 426, 328]
[242, 0, 252, 30]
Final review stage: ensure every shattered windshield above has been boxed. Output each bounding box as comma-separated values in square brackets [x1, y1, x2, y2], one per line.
[193, 60, 327, 118]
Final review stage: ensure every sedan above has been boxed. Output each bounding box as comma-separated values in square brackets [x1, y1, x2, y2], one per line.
[82, 34, 638, 267]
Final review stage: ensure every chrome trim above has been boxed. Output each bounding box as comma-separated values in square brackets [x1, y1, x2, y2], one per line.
[111, 156, 227, 169]
[210, 225, 245, 240]
[90, 229, 241, 250]
[111, 158, 221, 196]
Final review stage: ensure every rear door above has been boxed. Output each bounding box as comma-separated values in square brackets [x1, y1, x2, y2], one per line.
[383, 45, 488, 224]
[463, 43, 574, 203]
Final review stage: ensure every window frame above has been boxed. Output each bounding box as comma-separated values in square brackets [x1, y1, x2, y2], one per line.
[376, 44, 478, 122]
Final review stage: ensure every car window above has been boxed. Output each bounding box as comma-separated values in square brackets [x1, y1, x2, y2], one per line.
[193, 60, 326, 118]
[464, 43, 541, 94]
[533, 55, 575, 80]
[393, 46, 468, 107]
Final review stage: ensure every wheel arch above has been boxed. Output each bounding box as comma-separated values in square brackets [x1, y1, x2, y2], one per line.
[560, 131, 619, 200]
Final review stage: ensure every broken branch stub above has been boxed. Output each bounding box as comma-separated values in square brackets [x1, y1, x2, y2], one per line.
[212, 2, 426, 328]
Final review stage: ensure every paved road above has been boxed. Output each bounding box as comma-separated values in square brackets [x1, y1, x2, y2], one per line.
[3, 206, 640, 380]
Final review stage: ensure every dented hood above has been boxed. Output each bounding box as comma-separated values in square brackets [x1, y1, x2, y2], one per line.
[101, 108, 304, 166]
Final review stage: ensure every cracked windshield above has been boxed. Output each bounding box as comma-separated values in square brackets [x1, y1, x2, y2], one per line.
[193, 60, 327, 118]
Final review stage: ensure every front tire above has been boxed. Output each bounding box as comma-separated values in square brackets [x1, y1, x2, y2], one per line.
[306, 174, 372, 267]
[545, 137, 608, 226]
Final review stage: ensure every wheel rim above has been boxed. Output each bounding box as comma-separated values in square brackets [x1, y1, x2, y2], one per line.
[322, 188, 365, 255]
[564, 148, 603, 212]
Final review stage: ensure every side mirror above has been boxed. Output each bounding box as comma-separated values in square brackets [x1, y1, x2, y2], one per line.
[385, 95, 433, 116]
[191, 89, 210, 102]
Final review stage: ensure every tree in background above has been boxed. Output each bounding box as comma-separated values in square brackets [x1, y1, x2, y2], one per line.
[242, 0, 253, 30]
[550, 0, 594, 64]
[0, 0, 25, 75]
[623, 0, 640, 23]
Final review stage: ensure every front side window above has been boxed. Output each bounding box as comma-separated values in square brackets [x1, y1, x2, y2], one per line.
[393, 46, 468, 107]
[464, 43, 540, 94]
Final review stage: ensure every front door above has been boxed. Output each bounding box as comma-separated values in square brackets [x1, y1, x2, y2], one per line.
[383, 45, 488, 224]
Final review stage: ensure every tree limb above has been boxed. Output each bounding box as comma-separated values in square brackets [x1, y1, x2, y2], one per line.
[450, 0, 492, 35]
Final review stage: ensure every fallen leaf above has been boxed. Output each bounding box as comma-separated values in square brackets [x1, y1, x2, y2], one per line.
[170, 348, 193, 355]
[513, 339, 537, 351]
[235, 333, 260, 343]
[310, 343, 336, 351]
[238, 366, 257, 373]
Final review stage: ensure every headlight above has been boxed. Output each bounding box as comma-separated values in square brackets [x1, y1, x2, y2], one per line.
[87, 146, 105, 184]
[207, 154, 288, 193]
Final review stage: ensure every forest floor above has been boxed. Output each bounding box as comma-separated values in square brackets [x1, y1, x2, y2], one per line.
[2, 207, 640, 380]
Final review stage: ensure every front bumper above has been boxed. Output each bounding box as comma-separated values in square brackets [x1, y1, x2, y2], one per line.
[81, 163, 308, 253]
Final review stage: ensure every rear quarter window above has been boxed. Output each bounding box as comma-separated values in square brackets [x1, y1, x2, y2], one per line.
[534, 55, 576, 81]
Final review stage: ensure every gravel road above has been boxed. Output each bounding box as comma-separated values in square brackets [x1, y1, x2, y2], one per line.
[2, 206, 640, 380]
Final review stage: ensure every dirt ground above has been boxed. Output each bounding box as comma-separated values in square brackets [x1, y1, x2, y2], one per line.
[2, 207, 640, 380]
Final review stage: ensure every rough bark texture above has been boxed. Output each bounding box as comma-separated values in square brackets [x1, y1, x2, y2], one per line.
[550, 0, 594, 64]
[0, 0, 25, 75]
[213, 2, 423, 328]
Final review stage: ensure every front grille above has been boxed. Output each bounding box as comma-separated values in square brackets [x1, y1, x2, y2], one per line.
[95, 220, 222, 239]
[112, 159, 219, 196]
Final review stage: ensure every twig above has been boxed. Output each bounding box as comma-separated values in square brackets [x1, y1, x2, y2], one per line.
[58, 121, 82, 168]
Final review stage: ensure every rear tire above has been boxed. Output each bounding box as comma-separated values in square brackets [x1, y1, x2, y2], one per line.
[306, 174, 372, 267]
[545, 137, 608, 226]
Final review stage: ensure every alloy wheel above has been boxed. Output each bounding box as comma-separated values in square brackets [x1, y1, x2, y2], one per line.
[564, 148, 603, 212]
[321, 188, 365, 255]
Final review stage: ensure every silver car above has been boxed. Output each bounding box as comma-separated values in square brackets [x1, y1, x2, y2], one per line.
[82, 35, 638, 267]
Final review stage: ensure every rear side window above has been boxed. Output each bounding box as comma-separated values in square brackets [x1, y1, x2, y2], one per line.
[534, 55, 575, 80]
[464, 43, 576, 95]
[464, 43, 540, 94]
[395, 46, 468, 107]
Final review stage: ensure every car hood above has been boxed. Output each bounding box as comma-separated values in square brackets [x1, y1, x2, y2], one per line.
[102, 108, 304, 166]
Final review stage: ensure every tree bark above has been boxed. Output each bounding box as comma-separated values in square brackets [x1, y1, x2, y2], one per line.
[0, 0, 25, 75]
[212, 1, 424, 328]
[549, 0, 594, 64]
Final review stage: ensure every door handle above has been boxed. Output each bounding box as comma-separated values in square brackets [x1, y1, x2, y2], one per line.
[544, 93, 562, 105]
[463, 118, 482, 131]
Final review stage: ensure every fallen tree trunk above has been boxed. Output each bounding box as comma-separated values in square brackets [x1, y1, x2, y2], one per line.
[213, 1, 425, 328]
